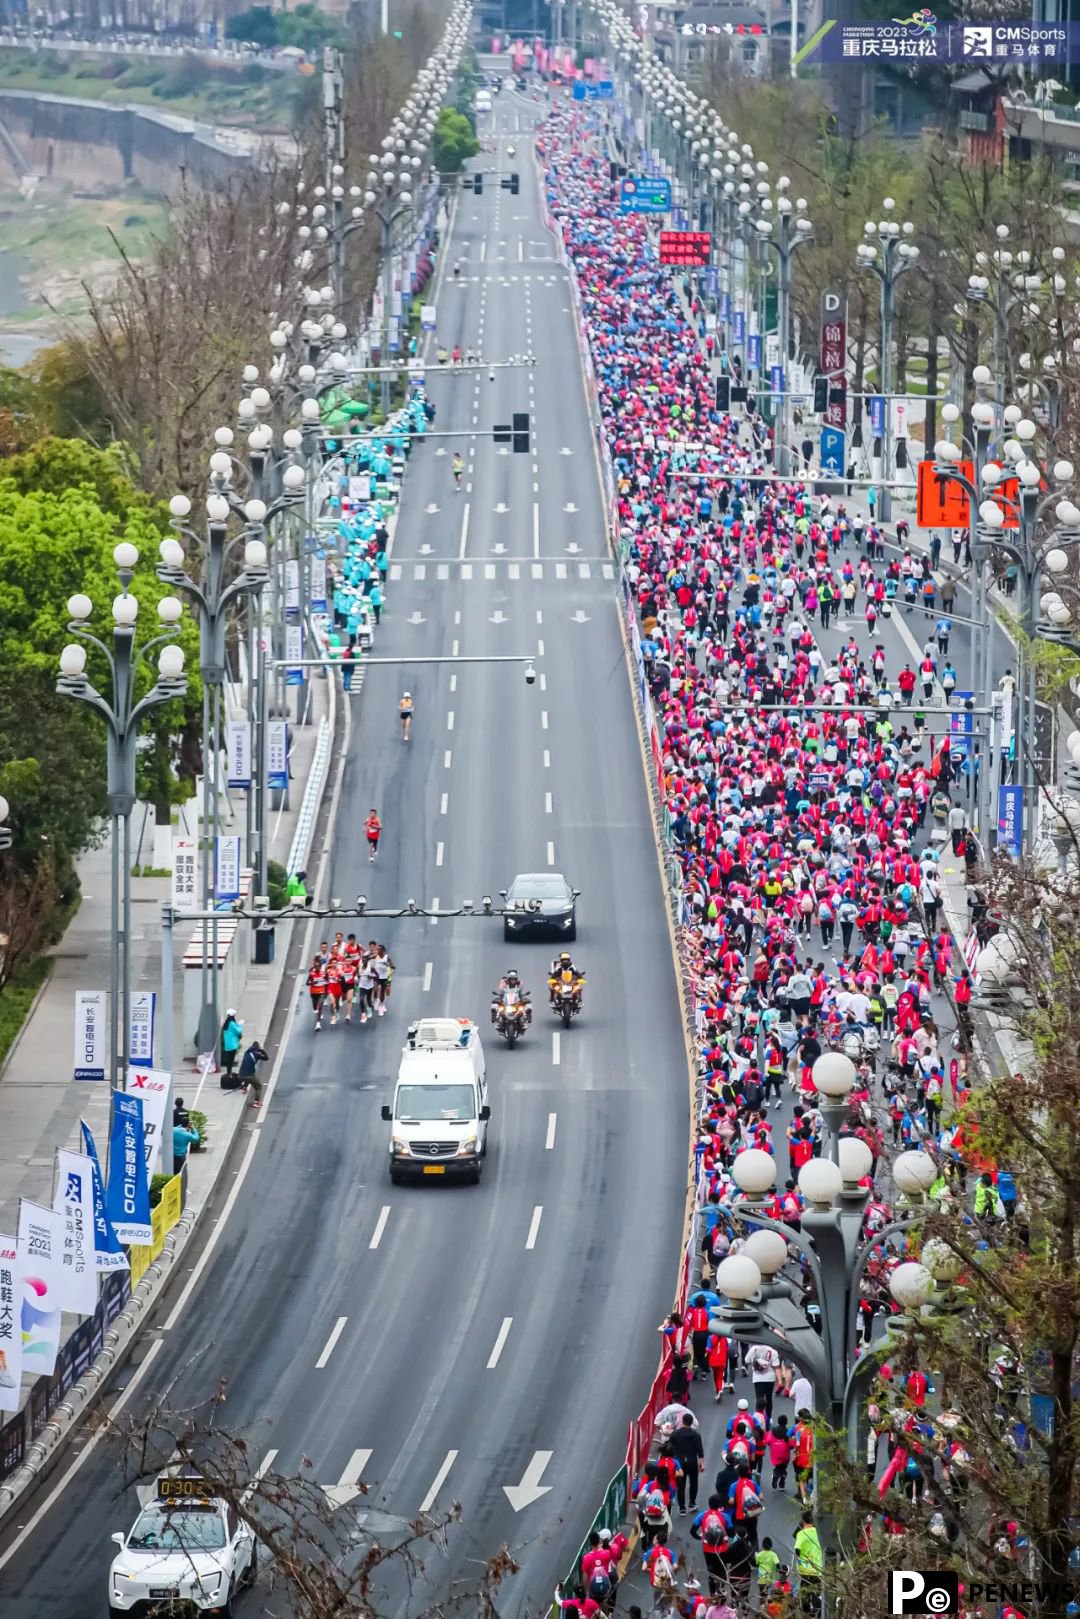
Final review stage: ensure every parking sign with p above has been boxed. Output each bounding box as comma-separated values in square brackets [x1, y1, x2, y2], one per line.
[889, 1571, 960, 1614]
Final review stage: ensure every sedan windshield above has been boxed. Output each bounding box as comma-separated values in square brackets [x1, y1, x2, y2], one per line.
[128, 1507, 227, 1551]
[396, 1083, 475, 1121]
[511, 877, 569, 899]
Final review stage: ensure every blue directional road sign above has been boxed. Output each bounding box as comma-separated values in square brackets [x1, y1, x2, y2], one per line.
[572, 79, 615, 100]
[619, 176, 672, 215]
[820, 427, 846, 478]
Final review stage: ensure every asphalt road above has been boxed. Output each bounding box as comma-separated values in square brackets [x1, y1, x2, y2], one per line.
[0, 88, 689, 1619]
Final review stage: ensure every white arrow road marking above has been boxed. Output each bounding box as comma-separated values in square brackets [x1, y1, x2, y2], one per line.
[487, 1317, 514, 1369]
[563, 502, 578, 513]
[565, 542, 581, 553]
[419, 542, 434, 554]
[325, 1449, 372, 1509]
[316, 1316, 348, 1369]
[435, 447, 447, 456]
[495, 501, 510, 513]
[425, 503, 439, 514]
[369, 1206, 391, 1249]
[571, 609, 591, 624]
[492, 541, 508, 553]
[525, 1205, 543, 1249]
[420, 1450, 458, 1514]
[503, 1451, 554, 1512]
[237, 1448, 279, 1507]
[407, 611, 427, 625]
[560, 446, 573, 455]
[489, 609, 509, 624]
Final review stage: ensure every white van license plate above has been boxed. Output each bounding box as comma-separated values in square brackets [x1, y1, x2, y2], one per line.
[422, 1165, 446, 1175]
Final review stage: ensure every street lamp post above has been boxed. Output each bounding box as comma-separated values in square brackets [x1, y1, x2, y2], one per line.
[934, 408, 1080, 850]
[855, 198, 920, 523]
[56, 550, 188, 1090]
[709, 1056, 940, 1445]
[756, 177, 812, 479]
[0, 795, 10, 852]
[157, 480, 272, 1054]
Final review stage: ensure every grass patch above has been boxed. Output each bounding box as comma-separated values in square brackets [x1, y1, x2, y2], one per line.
[0, 956, 51, 1071]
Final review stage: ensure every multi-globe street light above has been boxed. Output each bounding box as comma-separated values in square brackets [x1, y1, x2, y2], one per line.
[56, 551, 188, 1090]
[756, 178, 812, 478]
[855, 198, 920, 522]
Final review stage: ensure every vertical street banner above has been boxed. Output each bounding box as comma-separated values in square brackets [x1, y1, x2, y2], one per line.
[732, 310, 746, 347]
[0, 1233, 21, 1413]
[285, 623, 305, 686]
[17, 1199, 64, 1376]
[225, 720, 252, 789]
[998, 784, 1023, 859]
[73, 990, 106, 1082]
[747, 334, 761, 370]
[820, 289, 847, 429]
[104, 1092, 152, 1247]
[869, 394, 886, 440]
[128, 991, 156, 1066]
[171, 836, 198, 914]
[128, 1068, 171, 1174]
[267, 721, 289, 791]
[310, 554, 328, 614]
[80, 1122, 128, 1272]
[53, 1150, 98, 1317]
[950, 692, 974, 760]
[214, 835, 241, 904]
[285, 557, 300, 612]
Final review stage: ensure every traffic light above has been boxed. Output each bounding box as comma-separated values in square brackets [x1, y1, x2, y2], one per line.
[813, 375, 828, 414]
[513, 412, 530, 453]
[714, 375, 730, 412]
[510, 172, 520, 195]
[474, 173, 483, 195]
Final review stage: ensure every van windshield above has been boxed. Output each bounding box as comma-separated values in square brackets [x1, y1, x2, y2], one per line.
[396, 1083, 476, 1122]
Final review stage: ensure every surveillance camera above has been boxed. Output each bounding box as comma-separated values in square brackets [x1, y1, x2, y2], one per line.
[253, 893, 270, 910]
[291, 894, 307, 907]
[356, 895, 367, 913]
[330, 897, 341, 910]
[231, 899, 245, 915]
[524, 662, 536, 685]
[482, 895, 493, 915]
[489, 371, 496, 382]
[462, 899, 474, 914]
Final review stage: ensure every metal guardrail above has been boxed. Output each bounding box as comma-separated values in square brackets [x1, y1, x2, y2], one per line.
[286, 714, 330, 878]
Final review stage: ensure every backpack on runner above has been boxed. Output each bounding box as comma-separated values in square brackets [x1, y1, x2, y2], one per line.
[588, 1570, 612, 1602]
[702, 1510, 726, 1548]
[651, 1552, 675, 1586]
[644, 1486, 668, 1521]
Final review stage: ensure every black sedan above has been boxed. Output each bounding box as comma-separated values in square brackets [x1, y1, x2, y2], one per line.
[501, 873, 579, 941]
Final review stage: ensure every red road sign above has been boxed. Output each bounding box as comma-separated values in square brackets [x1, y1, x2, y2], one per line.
[659, 231, 711, 268]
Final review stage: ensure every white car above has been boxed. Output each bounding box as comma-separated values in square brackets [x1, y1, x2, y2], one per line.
[109, 1487, 257, 1616]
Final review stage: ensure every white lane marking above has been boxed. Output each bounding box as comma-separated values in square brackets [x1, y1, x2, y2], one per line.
[316, 1316, 348, 1369]
[450, 674, 457, 693]
[369, 1206, 391, 1250]
[452, 638, 460, 657]
[454, 609, 462, 625]
[444, 750, 452, 768]
[547, 840, 555, 865]
[552, 1031, 561, 1066]
[546, 1111, 557, 1149]
[423, 961, 433, 993]
[545, 792, 553, 814]
[541, 710, 549, 730]
[447, 711, 455, 731]
[325, 1448, 372, 1507]
[420, 1450, 459, 1514]
[0, 1337, 164, 1573]
[458, 501, 471, 560]
[255, 1449, 278, 1481]
[539, 673, 547, 691]
[543, 750, 551, 768]
[533, 500, 540, 558]
[436, 842, 444, 867]
[487, 1316, 514, 1369]
[538, 638, 545, 656]
[536, 609, 543, 625]
[431, 896, 439, 924]
[525, 1206, 544, 1250]
[440, 793, 449, 814]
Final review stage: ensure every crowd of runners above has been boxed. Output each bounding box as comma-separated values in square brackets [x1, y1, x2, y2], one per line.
[540, 98, 1030, 1619]
[305, 935, 395, 1031]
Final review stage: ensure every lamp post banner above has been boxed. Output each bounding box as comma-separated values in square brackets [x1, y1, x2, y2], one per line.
[73, 989, 106, 1082]
[171, 836, 198, 913]
[128, 1067, 171, 1175]
[16, 1199, 64, 1377]
[285, 558, 300, 612]
[310, 554, 328, 614]
[53, 1150, 98, 1317]
[128, 991, 156, 1066]
[226, 720, 252, 789]
[0, 1233, 22, 1413]
[104, 1091, 152, 1247]
[80, 1121, 129, 1272]
[267, 721, 289, 791]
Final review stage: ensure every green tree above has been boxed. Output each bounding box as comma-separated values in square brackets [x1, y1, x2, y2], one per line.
[433, 106, 479, 175]
[277, 4, 342, 51]
[226, 6, 280, 47]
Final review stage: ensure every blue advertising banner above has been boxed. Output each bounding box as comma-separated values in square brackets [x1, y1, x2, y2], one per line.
[619, 176, 671, 215]
[770, 365, 784, 396]
[998, 783, 1023, 858]
[950, 691, 974, 759]
[869, 395, 886, 439]
[103, 1094, 151, 1247]
[732, 311, 746, 346]
[819, 427, 846, 479]
[80, 1122, 129, 1272]
[718, 292, 731, 322]
[747, 334, 762, 369]
[572, 79, 614, 99]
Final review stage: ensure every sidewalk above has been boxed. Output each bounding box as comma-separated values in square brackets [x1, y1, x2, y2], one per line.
[0, 674, 327, 1396]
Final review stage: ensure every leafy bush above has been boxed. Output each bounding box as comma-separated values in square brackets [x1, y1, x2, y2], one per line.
[153, 54, 205, 100]
[149, 1172, 170, 1208]
[119, 62, 166, 89]
[34, 52, 70, 78]
[267, 858, 288, 911]
[433, 106, 480, 175]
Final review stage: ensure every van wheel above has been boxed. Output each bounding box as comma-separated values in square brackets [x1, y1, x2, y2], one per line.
[389, 1167, 404, 1186]
[466, 1166, 481, 1185]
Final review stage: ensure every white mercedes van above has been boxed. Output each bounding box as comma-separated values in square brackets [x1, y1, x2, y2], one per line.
[380, 1017, 489, 1184]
